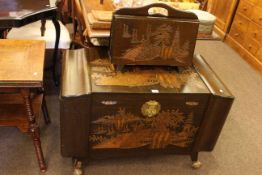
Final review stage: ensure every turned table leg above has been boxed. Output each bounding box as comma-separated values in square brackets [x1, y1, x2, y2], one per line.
[21, 89, 47, 173]
[191, 152, 202, 169]
[41, 19, 46, 37]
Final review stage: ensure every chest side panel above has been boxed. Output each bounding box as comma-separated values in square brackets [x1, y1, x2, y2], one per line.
[60, 96, 91, 157]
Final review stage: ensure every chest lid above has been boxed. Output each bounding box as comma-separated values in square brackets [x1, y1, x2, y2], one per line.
[89, 48, 209, 94]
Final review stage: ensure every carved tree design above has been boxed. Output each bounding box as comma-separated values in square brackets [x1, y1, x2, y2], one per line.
[90, 108, 199, 149]
[171, 29, 190, 63]
[121, 42, 146, 61]
[151, 110, 184, 131]
[120, 23, 192, 63]
[91, 64, 203, 90]
[121, 24, 175, 61]
[152, 24, 173, 47]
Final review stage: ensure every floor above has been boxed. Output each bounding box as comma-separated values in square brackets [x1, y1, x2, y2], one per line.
[0, 40, 262, 175]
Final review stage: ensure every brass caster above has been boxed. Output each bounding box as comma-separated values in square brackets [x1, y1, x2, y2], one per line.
[73, 160, 83, 175]
[192, 161, 202, 169]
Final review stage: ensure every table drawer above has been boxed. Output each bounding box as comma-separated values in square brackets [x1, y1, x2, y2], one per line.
[232, 14, 250, 32]
[243, 37, 260, 55]
[238, 0, 254, 17]
[229, 25, 245, 44]
[247, 22, 262, 43]
[90, 93, 209, 150]
[251, 7, 262, 26]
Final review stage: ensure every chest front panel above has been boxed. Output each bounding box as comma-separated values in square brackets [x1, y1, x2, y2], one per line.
[89, 93, 209, 151]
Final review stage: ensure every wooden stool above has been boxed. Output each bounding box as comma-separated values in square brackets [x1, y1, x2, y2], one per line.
[0, 40, 50, 172]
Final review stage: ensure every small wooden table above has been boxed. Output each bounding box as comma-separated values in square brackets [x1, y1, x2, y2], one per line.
[0, 0, 61, 84]
[0, 0, 60, 38]
[0, 39, 49, 172]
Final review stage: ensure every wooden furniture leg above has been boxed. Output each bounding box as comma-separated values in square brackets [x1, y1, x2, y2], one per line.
[41, 19, 46, 37]
[190, 152, 202, 169]
[37, 88, 51, 125]
[52, 16, 61, 86]
[73, 158, 84, 175]
[73, 20, 78, 40]
[42, 96, 51, 124]
[21, 89, 47, 173]
[0, 28, 9, 39]
[72, 0, 77, 40]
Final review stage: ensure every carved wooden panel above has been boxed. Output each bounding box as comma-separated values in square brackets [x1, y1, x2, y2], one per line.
[89, 58, 206, 89]
[110, 4, 199, 66]
[89, 107, 199, 149]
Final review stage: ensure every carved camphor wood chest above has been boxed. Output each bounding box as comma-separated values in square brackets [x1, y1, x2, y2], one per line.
[60, 48, 234, 167]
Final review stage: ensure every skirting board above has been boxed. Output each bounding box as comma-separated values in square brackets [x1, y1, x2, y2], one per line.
[225, 35, 262, 74]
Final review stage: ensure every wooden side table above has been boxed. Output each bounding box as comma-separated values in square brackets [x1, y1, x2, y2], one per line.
[0, 0, 61, 85]
[0, 39, 50, 172]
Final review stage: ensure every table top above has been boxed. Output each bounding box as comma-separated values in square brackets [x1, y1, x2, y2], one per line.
[0, 39, 45, 87]
[0, 0, 57, 28]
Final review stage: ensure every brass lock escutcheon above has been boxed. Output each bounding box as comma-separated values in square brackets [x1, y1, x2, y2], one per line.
[141, 100, 161, 118]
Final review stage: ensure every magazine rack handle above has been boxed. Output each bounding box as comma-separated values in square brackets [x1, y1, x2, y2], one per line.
[114, 3, 198, 20]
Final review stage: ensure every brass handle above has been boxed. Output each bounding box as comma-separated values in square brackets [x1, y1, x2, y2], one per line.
[186, 101, 199, 106]
[101, 101, 118, 105]
[234, 33, 240, 37]
[141, 100, 161, 118]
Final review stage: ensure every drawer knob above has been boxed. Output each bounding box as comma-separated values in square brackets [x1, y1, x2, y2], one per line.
[248, 45, 252, 49]
[141, 100, 161, 118]
[243, 7, 247, 11]
[101, 101, 118, 105]
[234, 33, 240, 37]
